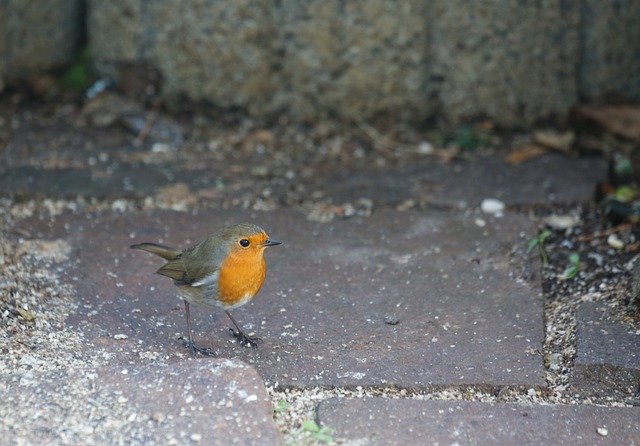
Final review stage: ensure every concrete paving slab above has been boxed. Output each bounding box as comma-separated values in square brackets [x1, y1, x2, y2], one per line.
[323, 152, 607, 208]
[0, 153, 606, 208]
[572, 301, 640, 400]
[0, 112, 606, 207]
[0, 164, 220, 199]
[316, 398, 640, 445]
[23, 207, 544, 388]
[0, 359, 281, 446]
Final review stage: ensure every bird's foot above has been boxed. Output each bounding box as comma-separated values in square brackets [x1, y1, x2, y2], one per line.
[180, 337, 217, 356]
[229, 328, 261, 348]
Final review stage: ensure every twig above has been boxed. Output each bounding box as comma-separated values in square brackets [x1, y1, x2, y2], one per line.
[134, 98, 162, 146]
[578, 223, 632, 242]
[354, 119, 465, 160]
[625, 242, 640, 253]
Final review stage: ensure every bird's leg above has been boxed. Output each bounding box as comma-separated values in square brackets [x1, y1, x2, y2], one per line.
[181, 301, 216, 356]
[226, 310, 261, 348]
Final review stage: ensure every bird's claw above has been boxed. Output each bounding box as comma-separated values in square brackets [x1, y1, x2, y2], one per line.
[180, 337, 217, 356]
[229, 328, 261, 348]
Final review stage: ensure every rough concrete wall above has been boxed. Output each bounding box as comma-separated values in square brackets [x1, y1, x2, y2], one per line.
[89, 0, 428, 123]
[87, 1, 142, 61]
[278, 0, 429, 123]
[580, 0, 640, 102]
[2, 0, 640, 127]
[88, 0, 587, 127]
[89, 1, 281, 117]
[0, 0, 83, 84]
[428, 0, 581, 127]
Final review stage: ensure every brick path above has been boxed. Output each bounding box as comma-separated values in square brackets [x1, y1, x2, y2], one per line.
[1, 108, 637, 445]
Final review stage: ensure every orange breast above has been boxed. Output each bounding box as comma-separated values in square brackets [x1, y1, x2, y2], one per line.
[217, 249, 267, 308]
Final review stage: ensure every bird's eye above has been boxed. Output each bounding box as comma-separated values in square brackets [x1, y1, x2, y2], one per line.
[239, 238, 250, 248]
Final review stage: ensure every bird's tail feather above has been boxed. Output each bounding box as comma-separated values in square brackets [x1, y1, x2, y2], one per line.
[130, 242, 181, 260]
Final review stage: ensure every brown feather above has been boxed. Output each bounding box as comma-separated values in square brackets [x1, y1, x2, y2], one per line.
[130, 242, 188, 281]
[130, 242, 181, 260]
[156, 261, 188, 282]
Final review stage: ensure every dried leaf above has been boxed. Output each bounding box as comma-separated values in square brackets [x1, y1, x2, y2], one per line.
[505, 144, 548, 165]
[575, 105, 640, 143]
[16, 307, 37, 321]
[533, 130, 575, 153]
[251, 129, 275, 146]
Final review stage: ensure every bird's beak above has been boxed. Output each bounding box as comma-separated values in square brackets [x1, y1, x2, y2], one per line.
[261, 239, 282, 247]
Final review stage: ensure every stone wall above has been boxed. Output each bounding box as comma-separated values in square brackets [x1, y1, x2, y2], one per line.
[0, 0, 84, 90]
[579, 0, 640, 102]
[427, 0, 580, 127]
[1, 0, 639, 128]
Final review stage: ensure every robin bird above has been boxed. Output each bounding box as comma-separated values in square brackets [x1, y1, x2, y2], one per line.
[131, 223, 281, 355]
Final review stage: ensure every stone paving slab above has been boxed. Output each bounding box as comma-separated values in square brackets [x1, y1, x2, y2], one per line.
[572, 301, 640, 400]
[0, 164, 217, 199]
[324, 152, 607, 208]
[1, 151, 607, 209]
[316, 398, 640, 445]
[23, 207, 544, 388]
[0, 359, 281, 446]
[0, 111, 606, 207]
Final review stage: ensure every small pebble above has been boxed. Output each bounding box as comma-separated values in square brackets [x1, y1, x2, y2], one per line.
[596, 427, 608, 437]
[113, 334, 128, 340]
[151, 142, 173, 153]
[543, 214, 581, 230]
[625, 398, 640, 407]
[384, 315, 399, 325]
[481, 198, 505, 216]
[607, 233, 624, 250]
[417, 141, 433, 154]
[544, 352, 562, 371]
